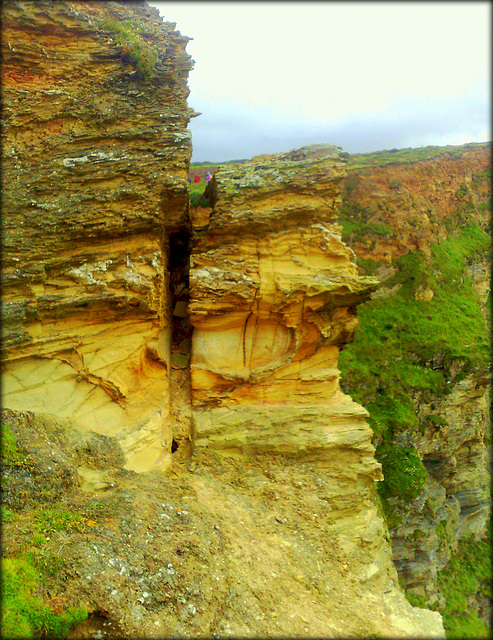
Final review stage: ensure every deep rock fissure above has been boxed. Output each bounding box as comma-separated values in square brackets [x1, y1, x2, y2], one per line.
[167, 229, 193, 457]
[168, 229, 192, 352]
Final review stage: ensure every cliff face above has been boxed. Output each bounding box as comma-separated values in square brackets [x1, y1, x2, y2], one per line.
[2, 0, 194, 472]
[189, 145, 388, 584]
[343, 145, 490, 264]
[190, 146, 378, 437]
[338, 143, 491, 632]
[1, 3, 449, 637]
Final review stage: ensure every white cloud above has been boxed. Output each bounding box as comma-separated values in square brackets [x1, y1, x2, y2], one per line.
[149, 1, 491, 160]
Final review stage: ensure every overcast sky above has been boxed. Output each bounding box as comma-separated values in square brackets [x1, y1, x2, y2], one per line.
[149, 2, 490, 162]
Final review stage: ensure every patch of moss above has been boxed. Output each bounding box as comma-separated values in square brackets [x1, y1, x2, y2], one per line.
[405, 592, 430, 609]
[338, 201, 397, 243]
[355, 255, 382, 276]
[1, 423, 29, 467]
[33, 507, 88, 534]
[190, 192, 211, 208]
[1, 505, 14, 522]
[444, 611, 490, 640]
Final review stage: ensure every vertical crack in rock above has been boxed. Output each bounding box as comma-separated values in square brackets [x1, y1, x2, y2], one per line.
[0, 4, 450, 635]
[168, 229, 193, 460]
[1, 0, 195, 473]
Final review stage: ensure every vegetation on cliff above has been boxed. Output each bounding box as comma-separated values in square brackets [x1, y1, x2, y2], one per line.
[98, 18, 160, 79]
[347, 141, 491, 170]
[338, 142, 491, 637]
[1, 423, 89, 639]
[437, 528, 492, 639]
[339, 218, 489, 429]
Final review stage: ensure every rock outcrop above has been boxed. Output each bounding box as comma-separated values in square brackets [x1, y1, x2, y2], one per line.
[185, 145, 444, 636]
[2, 0, 194, 472]
[190, 145, 378, 439]
[1, 3, 446, 637]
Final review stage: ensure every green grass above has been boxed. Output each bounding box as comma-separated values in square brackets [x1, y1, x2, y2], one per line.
[188, 165, 217, 207]
[337, 151, 491, 636]
[340, 217, 489, 441]
[2, 423, 31, 467]
[1, 556, 87, 639]
[339, 204, 489, 527]
[376, 443, 427, 502]
[347, 141, 491, 170]
[1, 501, 89, 638]
[1, 505, 14, 522]
[1, 424, 89, 638]
[338, 202, 397, 242]
[98, 19, 159, 79]
[437, 529, 491, 638]
[33, 507, 88, 534]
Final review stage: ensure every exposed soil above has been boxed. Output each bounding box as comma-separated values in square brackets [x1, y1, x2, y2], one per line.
[2, 408, 443, 639]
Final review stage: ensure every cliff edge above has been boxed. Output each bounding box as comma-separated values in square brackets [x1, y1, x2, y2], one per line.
[1, 2, 445, 638]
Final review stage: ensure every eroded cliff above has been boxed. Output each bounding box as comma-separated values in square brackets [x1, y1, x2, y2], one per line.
[337, 143, 491, 636]
[1, 2, 447, 638]
[2, 0, 194, 472]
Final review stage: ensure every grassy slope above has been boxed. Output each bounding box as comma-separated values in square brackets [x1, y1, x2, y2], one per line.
[1, 424, 89, 639]
[337, 142, 491, 637]
[347, 141, 491, 170]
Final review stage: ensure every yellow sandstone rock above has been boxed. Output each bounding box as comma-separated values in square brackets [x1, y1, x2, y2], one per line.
[1, 0, 194, 472]
[190, 145, 379, 449]
[1, 4, 446, 636]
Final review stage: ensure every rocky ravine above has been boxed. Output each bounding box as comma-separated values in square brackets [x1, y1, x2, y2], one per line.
[1, 2, 446, 638]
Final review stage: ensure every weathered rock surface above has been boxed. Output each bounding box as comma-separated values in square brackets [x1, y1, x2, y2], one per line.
[343, 144, 491, 263]
[3, 407, 445, 639]
[1, 0, 194, 472]
[189, 146, 381, 492]
[188, 145, 444, 635]
[1, 3, 446, 636]
[190, 146, 378, 412]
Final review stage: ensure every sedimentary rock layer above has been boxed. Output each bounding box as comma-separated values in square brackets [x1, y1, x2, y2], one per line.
[1, 0, 194, 471]
[344, 145, 491, 263]
[188, 146, 444, 635]
[188, 144, 381, 553]
[190, 145, 379, 415]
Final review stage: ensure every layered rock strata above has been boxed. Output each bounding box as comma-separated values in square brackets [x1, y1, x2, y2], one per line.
[1, 4, 447, 635]
[1, 0, 194, 471]
[190, 145, 379, 454]
[187, 146, 445, 635]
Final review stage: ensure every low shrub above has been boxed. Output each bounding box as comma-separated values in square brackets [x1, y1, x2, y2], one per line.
[377, 443, 427, 502]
